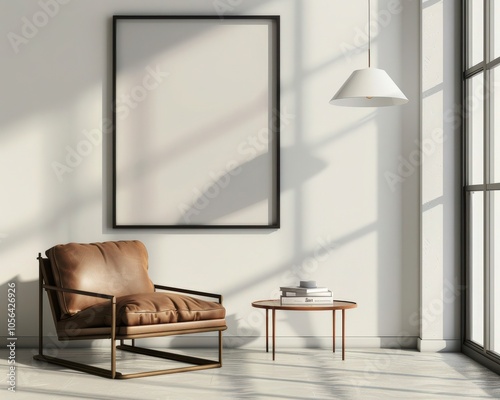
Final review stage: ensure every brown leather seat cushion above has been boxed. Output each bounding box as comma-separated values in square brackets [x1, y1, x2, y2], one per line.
[46, 241, 154, 318]
[58, 292, 226, 330]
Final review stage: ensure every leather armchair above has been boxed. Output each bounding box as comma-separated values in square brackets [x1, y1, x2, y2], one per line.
[34, 240, 227, 379]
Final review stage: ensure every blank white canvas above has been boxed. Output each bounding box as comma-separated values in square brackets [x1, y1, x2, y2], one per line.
[114, 18, 278, 226]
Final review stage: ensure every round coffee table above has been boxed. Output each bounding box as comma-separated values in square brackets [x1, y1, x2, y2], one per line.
[251, 300, 357, 360]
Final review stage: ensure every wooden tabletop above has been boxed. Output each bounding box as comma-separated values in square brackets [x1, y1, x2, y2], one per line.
[252, 300, 357, 311]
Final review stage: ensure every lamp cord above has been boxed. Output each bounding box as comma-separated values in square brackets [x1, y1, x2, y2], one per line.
[368, 0, 371, 67]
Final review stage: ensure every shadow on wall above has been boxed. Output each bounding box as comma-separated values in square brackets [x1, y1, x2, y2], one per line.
[177, 148, 327, 225]
[222, 314, 260, 348]
[0, 277, 53, 346]
[2, 15, 223, 130]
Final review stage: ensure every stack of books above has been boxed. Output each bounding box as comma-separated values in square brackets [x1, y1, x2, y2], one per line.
[280, 281, 333, 305]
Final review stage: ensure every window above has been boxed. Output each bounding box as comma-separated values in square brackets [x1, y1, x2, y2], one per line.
[466, 0, 483, 68]
[463, 0, 500, 369]
[468, 191, 484, 346]
[493, 191, 500, 353]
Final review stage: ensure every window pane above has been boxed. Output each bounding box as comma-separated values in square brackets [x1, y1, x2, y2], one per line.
[493, 192, 500, 354]
[493, 0, 500, 59]
[467, 73, 484, 185]
[467, 0, 484, 67]
[493, 67, 500, 183]
[470, 191, 484, 346]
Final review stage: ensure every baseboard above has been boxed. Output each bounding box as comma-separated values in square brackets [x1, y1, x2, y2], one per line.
[3, 335, 418, 350]
[225, 336, 418, 349]
[7, 336, 465, 353]
[417, 338, 461, 352]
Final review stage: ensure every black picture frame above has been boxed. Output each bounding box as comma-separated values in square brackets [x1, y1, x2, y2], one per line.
[112, 15, 280, 229]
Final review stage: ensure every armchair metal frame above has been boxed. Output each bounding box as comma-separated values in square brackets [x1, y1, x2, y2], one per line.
[33, 254, 226, 379]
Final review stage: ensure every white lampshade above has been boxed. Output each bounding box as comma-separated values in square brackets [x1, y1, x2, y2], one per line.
[329, 67, 408, 107]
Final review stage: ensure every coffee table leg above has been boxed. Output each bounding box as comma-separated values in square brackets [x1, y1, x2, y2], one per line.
[272, 308, 276, 361]
[332, 310, 336, 353]
[265, 309, 269, 353]
[342, 309, 346, 360]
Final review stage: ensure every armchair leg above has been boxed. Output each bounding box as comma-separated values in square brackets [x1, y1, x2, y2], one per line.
[35, 333, 224, 379]
[115, 330, 224, 378]
[219, 330, 223, 367]
[111, 302, 116, 379]
[34, 353, 118, 379]
[115, 344, 222, 379]
[38, 255, 43, 358]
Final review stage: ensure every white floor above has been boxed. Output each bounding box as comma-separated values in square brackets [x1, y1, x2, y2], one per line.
[1, 348, 500, 400]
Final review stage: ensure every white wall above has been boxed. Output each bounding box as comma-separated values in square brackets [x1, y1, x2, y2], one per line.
[419, 0, 462, 351]
[0, 0, 423, 348]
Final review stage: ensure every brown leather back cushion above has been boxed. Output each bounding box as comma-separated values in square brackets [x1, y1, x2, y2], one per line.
[46, 240, 154, 318]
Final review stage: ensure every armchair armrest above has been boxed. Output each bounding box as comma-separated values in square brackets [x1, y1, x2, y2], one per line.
[42, 284, 118, 339]
[154, 285, 223, 304]
[43, 284, 115, 301]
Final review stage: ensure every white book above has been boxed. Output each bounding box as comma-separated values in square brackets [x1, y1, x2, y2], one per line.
[280, 295, 334, 305]
[282, 290, 333, 297]
[279, 286, 330, 294]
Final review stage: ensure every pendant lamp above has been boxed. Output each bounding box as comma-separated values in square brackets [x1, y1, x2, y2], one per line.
[329, 0, 408, 107]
